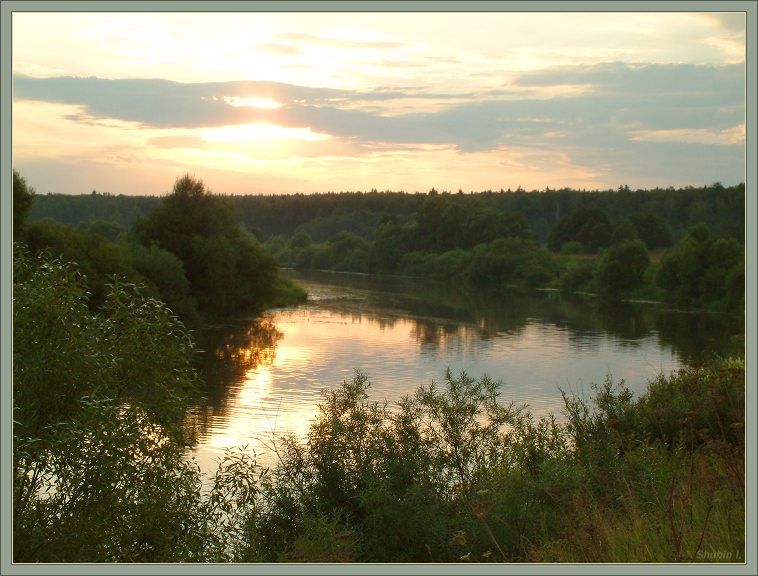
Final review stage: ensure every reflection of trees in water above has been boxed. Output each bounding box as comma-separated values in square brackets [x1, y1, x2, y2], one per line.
[545, 298, 658, 352]
[185, 317, 283, 441]
[295, 271, 735, 361]
[655, 310, 740, 362]
[411, 320, 478, 351]
[368, 282, 660, 353]
[185, 273, 739, 444]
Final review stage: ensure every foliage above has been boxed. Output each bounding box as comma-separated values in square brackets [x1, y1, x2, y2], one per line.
[416, 195, 533, 253]
[13, 246, 275, 562]
[123, 241, 201, 325]
[13, 169, 35, 239]
[21, 219, 148, 310]
[14, 246, 200, 560]
[134, 174, 286, 320]
[656, 224, 744, 315]
[19, 217, 203, 323]
[25, 177, 743, 313]
[548, 207, 613, 253]
[627, 212, 673, 249]
[549, 358, 745, 562]
[238, 357, 743, 563]
[557, 257, 595, 292]
[594, 240, 650, 296]
[466, 238, 554, 287]
[30, 183, 744, 247]
[78, 218, 128, 241]
[14, 250, 744, 563]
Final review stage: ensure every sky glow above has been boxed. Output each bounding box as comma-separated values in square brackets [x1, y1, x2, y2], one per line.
[11, 9, 746, 195]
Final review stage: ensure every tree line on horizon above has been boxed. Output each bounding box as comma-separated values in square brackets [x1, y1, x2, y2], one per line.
[18, 172, 745, 320]
[28, 181, 745, 246]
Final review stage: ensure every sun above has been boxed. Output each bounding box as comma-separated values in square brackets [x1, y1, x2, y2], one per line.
[201, 123, 331, 144]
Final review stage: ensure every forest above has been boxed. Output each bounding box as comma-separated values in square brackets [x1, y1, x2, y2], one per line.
[26, 179, 745, 320]
[12, 171, 746, 563]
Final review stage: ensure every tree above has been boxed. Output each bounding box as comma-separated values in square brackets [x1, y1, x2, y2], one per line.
[548, 208, 613, 253]
[594, 239, 650, 296]
[627, 213, 672, 250]
[135, 174, 281, 320]
[656, 223, 743, 315]
[610, 218, 638, 245]
[134, 174, 236, 264]
[13, 170, 35, 239]
[124, 241, 200, 325]
[13, 246, 200, 561]
[21, 219, 148, 310]
[289, 229, 314, 249]
[14, 245, 266, 562]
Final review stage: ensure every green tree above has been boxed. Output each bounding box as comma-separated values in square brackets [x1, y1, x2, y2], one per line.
[124, 241, 200, 325]
[21, 219, 147, 310]
[13, 246, 199, 560]
[548, 208, 613, 254]
[371, 220, 418, 272]
[14, 245, 267, 562]
[13, 170, 35, 239]
[594, 240, 650, 296]
[134, 174, 235, 263]
[656, 223, 743, 314]
[289, 229, 314, 249]
[135, 174, 281, 320]
[611, 218, 638, 245]
[627, 213, 672, 250]
[466, 237, 550, 287]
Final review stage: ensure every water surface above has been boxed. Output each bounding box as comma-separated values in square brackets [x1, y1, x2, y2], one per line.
[187, 270, 734, 474]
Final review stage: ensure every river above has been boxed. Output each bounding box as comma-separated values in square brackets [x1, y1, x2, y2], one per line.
[186, 269, 735, 476]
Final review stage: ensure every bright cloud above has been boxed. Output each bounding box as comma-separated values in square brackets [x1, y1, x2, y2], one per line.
[10, 9, 747, 195]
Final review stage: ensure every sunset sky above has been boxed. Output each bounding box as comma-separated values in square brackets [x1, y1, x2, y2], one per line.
[11, 9, 746, 195]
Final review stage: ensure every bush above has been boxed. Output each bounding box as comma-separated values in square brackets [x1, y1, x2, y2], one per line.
[656, 224, 744, 314]
[14, 246, 201, 561]
[559, 258, 595, 292]
[14, 245, 272, 562]
[594, 240, 650, 297]
[560, 241, 584, 255]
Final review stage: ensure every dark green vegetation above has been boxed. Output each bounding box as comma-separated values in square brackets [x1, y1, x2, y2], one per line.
[261, 191, 743, 320]
[28, 179, 742, 315]
[13, 251, 744, 561]
[30, 182, 744, 246]
[13, 247, 260, 561]
[239, 361, 744, 563]
[17, 173, 306, 327]
[13, 170, 35, 240]
[14, 173, 745, 563]
[131, 175, 305, 320]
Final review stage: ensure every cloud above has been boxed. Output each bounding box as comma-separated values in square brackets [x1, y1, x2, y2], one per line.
[271, 31, 407, 50]
[255, 43, 303, 56]
[148, 135, 210, 149]
[696, 12, 746, 35]
[629, 125, 745, 146]
[13, 60, 745, 185]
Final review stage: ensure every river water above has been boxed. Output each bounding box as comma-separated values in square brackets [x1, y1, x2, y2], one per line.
[186, 270, 735, 476]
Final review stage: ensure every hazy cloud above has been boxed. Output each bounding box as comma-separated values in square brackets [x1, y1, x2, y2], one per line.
[147, 135, 210, 149]
[270, 31, 407, 50]
[13, 60, 745, 184]
[255, 43, 304, 56]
